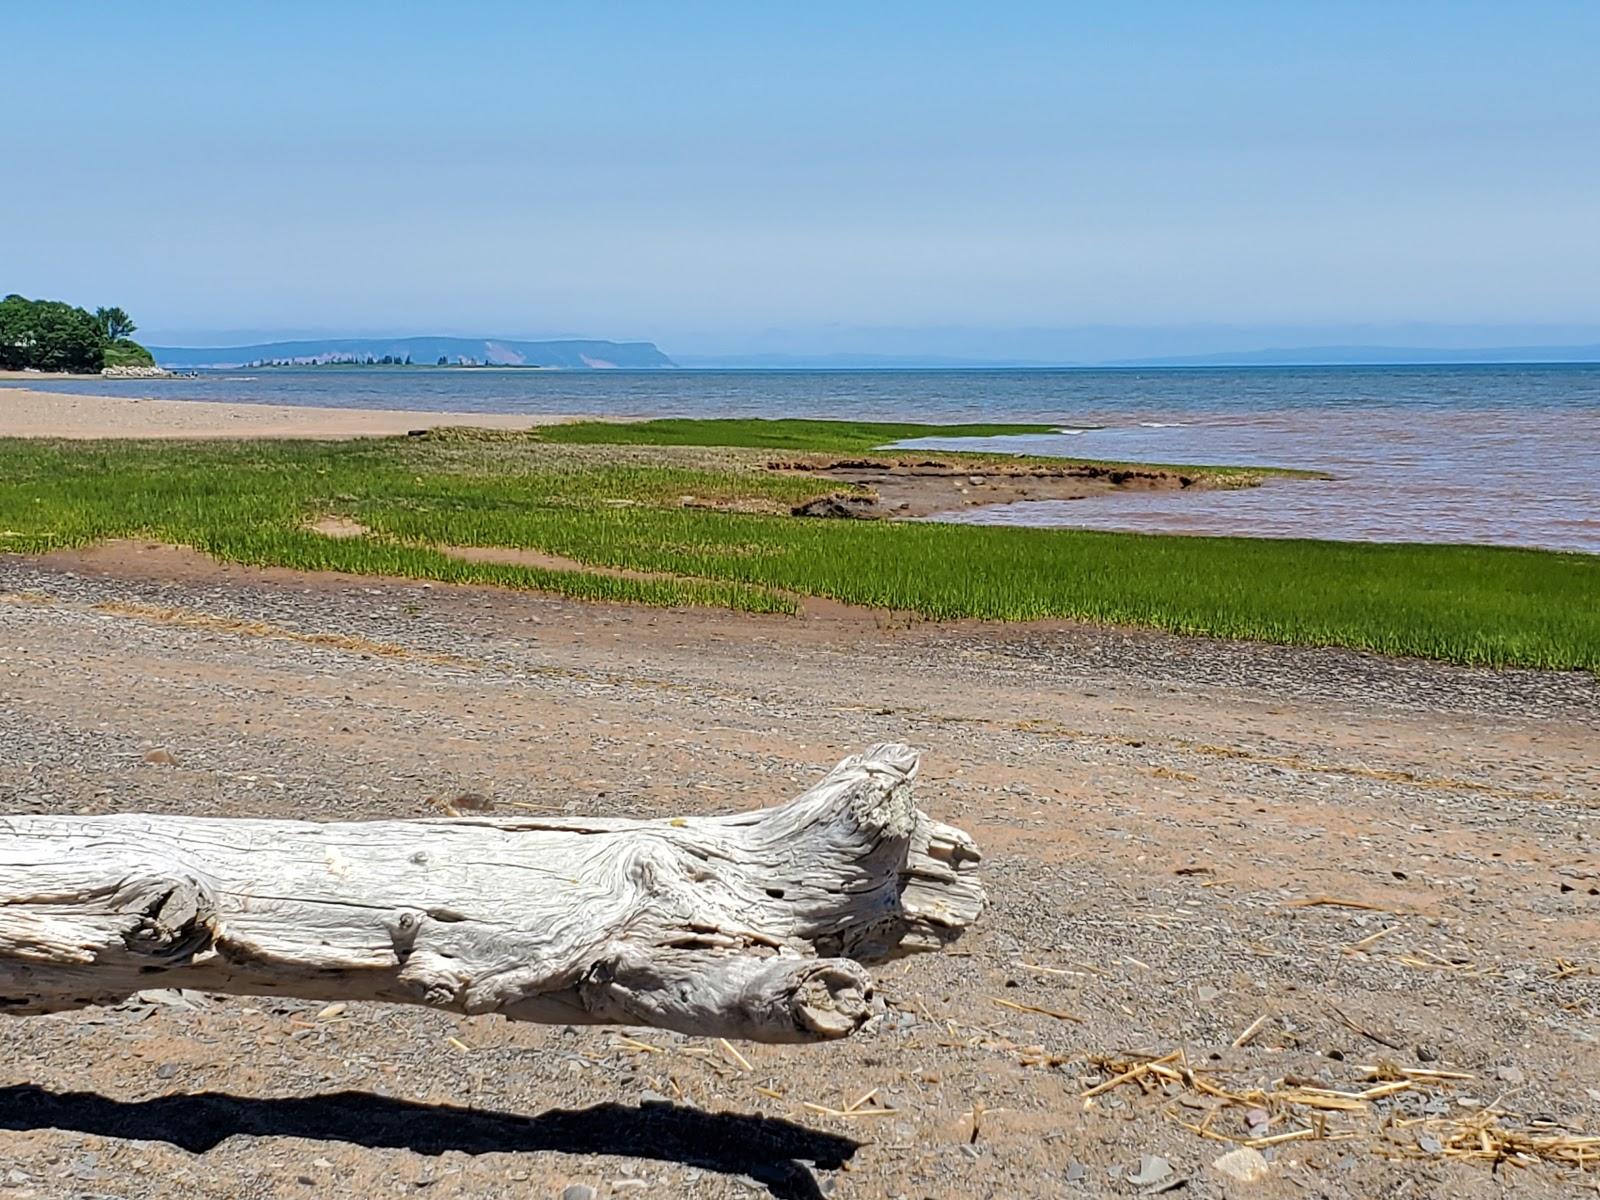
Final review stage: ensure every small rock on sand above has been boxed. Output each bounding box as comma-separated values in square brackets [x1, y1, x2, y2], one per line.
[1127, 1155, 1172, 1186]
[1211, 1147, 1271, 1183]
[791, 495, 878, 519]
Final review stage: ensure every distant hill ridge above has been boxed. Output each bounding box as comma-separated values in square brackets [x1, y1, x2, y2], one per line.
[151, 337, 675, 370]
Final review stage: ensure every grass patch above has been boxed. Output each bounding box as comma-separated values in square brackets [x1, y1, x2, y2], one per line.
[101, 340, 156, 368]
[532, 417, 1059, 452]
[0, 438, 799, 614]
[1, 434, 1595, 670]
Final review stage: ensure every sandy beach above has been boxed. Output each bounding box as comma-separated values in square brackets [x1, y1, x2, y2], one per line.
[1, 543, 1595, 1198]
[0, 385, 568, 440]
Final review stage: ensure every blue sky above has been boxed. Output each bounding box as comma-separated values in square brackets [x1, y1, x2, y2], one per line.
[4, 1, 1598, 357]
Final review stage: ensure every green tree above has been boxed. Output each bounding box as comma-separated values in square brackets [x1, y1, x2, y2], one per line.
[0, 295, 36, 370]
[0, 295, 106, 372]
[94, 306, 137, 342]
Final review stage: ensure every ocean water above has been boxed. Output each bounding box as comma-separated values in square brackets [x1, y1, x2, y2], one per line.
[7, 364, 1598, 553]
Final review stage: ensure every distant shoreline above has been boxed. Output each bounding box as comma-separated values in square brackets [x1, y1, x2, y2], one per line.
[11, 360, 1600, 383]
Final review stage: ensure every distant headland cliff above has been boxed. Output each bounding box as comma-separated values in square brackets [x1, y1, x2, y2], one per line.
[150, 337, 676, 370]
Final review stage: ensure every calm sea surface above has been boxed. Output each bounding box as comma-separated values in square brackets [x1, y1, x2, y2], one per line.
[8, 365, 1598, 553]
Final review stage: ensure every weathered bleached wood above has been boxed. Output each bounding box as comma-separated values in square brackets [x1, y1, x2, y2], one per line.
[0, 744, 982, 1042]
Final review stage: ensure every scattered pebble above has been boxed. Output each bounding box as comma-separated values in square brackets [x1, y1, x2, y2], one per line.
[1211, 1147, 1271, 1183]
[1127, 1155, 1172, 1186]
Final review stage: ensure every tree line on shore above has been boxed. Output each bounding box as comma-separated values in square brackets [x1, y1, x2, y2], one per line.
[0, 294, 153, 373]
[248, 354, 491, 367]
[249, 353, 419, 367]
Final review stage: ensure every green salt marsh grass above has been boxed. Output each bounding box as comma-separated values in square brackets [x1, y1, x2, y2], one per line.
[531, 417, 1059, 452]
[528, 416, 1313, 480]
[0, 429, 1595, 670]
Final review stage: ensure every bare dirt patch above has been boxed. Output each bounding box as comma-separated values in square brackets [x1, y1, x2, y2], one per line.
[774, 457, 1237, 519]
[304, 514, 370, 538]
[441, 541, 695, 587]
[20, 540, 921, 630]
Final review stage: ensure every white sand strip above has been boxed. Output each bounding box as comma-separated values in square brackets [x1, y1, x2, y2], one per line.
[0, 387, 572, 440]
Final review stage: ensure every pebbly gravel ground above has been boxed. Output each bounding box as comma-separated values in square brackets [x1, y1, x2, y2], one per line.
[1, 545, 1597, 1200]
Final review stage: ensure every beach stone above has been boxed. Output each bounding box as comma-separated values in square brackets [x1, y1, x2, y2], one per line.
[1127, 1155, 1172, 1186]
[101, 365, 175, 379]
[1211, 1147, 1271, 1183]
[791, 495, 877, 520]
[135, 988, 209, 1010]
[560, 1186, 596, 1200]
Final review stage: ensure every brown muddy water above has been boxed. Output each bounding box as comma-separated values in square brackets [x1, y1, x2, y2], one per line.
[907, 398, 1600, 553]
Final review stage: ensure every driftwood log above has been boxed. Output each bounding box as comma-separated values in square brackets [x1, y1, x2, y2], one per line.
[0, 744, 982, 1042]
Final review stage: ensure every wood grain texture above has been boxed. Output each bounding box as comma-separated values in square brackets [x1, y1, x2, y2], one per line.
[0, 744, 983, 1042]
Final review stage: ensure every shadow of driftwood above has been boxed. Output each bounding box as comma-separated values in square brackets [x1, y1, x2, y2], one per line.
[0, 1086, 860, 1200]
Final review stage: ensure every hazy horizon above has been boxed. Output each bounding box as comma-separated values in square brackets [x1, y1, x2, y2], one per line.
[135, 322, 1600, 364]
[7, 2, 1598, 358]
